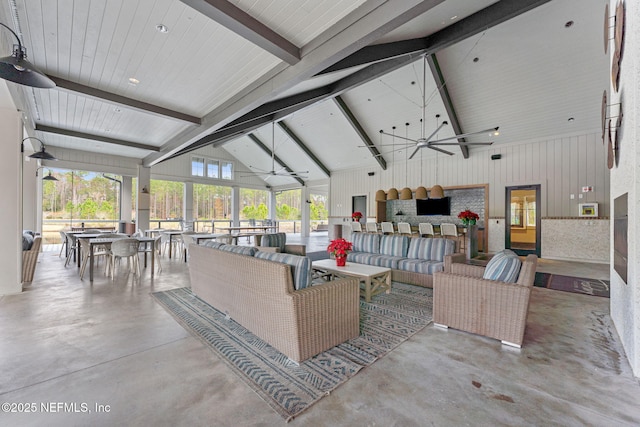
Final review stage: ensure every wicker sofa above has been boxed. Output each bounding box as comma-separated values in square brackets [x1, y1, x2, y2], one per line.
[432, 252, 538, 348]
[22, 232, 42, 283]
[345, 233, 456, 287]
[187, 242, 360, 363]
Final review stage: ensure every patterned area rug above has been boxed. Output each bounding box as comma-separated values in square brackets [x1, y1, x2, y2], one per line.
[534, 272, 610, 298]
[152, 283, 432, 421]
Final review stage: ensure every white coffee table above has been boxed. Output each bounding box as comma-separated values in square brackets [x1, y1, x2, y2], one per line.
[312, 259, 391, 302]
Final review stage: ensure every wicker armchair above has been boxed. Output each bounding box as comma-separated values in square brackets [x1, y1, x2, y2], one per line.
[433, 253, 538, 348]
[22, 236, 42, 283]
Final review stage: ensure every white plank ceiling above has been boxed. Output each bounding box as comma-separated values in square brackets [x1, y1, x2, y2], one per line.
[0, 0, 609, 186]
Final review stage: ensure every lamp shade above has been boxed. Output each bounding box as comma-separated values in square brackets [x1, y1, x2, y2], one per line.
[29, 147, 57, 161]
[399, 187, 412, 200]
[0, 23, 55, 88]
[0, 54, 56, 88]
[415, 186, 428, 199]
[430, 184, 445, 199]
[42, 171, 58, 181]
[387, 188, 399, 200]
[375, 190, 387, 201]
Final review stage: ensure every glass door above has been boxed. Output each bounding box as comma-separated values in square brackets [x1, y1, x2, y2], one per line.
[505, 185, 541, 256]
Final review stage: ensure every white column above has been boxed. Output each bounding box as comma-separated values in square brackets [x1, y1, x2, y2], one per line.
[231, 186, 240, 226]
[0, 108, 23, 295]
[301, 186, 310, 237]
[268, 191, 277, 221]
[183, 182, 194, 222]
[136, 166, 151, 233]
[121, 176, 132, 222]
[22, 156, 38, 232]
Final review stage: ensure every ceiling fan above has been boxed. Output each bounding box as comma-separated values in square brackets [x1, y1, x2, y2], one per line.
[373, 55, 499, 158]
[246, 122, 308, 181]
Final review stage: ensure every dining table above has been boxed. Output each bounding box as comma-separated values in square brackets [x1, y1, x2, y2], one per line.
[78, 236, 155, 282]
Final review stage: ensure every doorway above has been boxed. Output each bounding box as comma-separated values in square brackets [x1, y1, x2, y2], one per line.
[505, 185, 541, 257]
[352, 195, 367, 223]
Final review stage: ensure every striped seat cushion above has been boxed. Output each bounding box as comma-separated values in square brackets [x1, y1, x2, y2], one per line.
[407, 237, 455, 261]
[352, 232, 380, 254]
[255, 251, 312, 290]
[259, 233, 287, 252]
[346, 252, 403, 269]
[219, 245, 258, 257]
[483, 249, 522, 283]
[397, 259, 445, 275]
[379, 235, 409, 257]
[202, 241, 225, 249]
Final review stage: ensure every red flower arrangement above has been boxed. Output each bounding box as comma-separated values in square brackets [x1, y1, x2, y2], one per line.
[352, 211, 363, 221]
[458, 209, 479, 225]
[327, 238, 353, 257]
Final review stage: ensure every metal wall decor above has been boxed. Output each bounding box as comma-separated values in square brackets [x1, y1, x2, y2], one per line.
[605, 1, 625, 92]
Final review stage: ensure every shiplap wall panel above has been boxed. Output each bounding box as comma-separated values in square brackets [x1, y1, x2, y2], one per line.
[330, 131, 608, 219]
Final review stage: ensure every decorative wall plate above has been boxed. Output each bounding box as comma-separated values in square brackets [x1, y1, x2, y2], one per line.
[612, 0, 625, 92]
[607, 119, 614, 169]
[601, 90, 607, 142]
[614, 111, 623, 167]
[604, 4, 609, 54]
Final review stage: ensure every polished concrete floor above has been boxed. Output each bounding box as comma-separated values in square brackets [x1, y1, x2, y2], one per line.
[1, 235, 638, 426]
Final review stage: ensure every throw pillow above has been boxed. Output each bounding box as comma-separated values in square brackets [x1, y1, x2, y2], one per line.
[483, 250, 522, 283]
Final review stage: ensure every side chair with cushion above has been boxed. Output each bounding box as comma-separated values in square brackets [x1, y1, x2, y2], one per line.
[258, 232, 306, 256]
[397, 222, 412, 236]
[433, 250, 538, 348]
[440, 222, 464, 252]
[350, 221, 362, 233]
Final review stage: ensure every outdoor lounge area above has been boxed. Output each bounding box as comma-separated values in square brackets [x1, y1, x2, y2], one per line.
[2, 0, 640, 425]
[1, 238, 638, 425]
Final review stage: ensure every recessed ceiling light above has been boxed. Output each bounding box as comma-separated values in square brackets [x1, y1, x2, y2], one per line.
[565, 21, 574, 28]
[128, 77, 140, 85]
[114, 107, 121, 113]
[473, 57, 479, 63]
[156, 24, 169, 33]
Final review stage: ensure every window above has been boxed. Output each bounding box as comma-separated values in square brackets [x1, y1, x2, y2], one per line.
[207, 160, 219, 178]
[191, 157, 205, 177]
[221, 161, 233, 180]
[191, 156, 233, 181]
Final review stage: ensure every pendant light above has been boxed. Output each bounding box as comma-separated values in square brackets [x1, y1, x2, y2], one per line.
[387, 126, 398, 200]
[0, 23, 55, 88]
[399, 122, 412, 200]
[430, 115, 444, 198]
[22, 137, 57, 161]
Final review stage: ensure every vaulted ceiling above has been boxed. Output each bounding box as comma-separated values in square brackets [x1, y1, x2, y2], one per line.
[1, 0, 608, 187]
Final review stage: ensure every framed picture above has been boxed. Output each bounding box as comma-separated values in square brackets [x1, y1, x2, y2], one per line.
[579, 203, 598, 217]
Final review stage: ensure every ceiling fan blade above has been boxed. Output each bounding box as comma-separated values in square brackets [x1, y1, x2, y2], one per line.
[427, 145, 455, 156]
[429, 141, 494, 146]
[408, 146, 422, 160]
[428, 126, 499, 144]
[424, 121, 448, 143]
[379, 131, 418, 144]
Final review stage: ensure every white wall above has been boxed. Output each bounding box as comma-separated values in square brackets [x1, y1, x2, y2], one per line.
[0, 108, 23, 295]
[609, 0, 639, 377]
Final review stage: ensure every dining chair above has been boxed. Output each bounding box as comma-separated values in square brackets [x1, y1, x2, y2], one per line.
[78, 237, 112, 280]
[418, 223, 437, 238]
[181, 233, 198, 262]
[110, 238, 141, 278]
[381, 222, 395, 235]
[440, 223, 464, 252]
[351, 221, 362, 233]
[58, 230, 68, 258]
[397, 222, 412, 236]
[365, 222, 378, 233]
[64, 233, 78, 267]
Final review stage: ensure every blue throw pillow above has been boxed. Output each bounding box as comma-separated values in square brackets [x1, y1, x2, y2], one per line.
[483, 250, 522, 283]
[22, 232, 34, 251]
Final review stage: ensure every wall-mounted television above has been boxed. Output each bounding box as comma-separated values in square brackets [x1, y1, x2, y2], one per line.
[416, 197, 451, 216]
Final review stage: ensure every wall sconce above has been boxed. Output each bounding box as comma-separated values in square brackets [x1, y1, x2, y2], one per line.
[22, 137, 57, 161]
[0, 23, 55, 88]
[36, 167, 58, 181]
